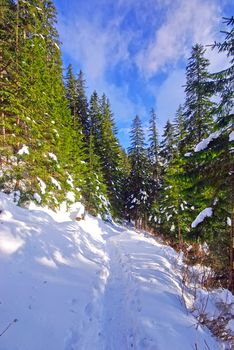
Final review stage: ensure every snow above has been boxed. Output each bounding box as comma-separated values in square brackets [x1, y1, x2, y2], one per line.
[69, 202, 85, 220]
[66, 191, 75, 203]
[8, 191, 21, 204]
[195, 131, 221, 152]
[193, 288, 234, 328]
[184, 152, 192, 157]
[17, 144, 29, 155]
[37, 177, 46, 194]
[33, 193, 41, 203]
[48, 152, 58, 162]
[0, 192, 231, 350]
[51, 176, 61, 190]
[66, 174, 74, 188]
[229, 131, 234, 142]
[191, 207, 213, 228]
[53, 128, 59, 137]
[54, 42, 60, 50]
[227, 217, 231, 226]
[226, 319, 234, 332]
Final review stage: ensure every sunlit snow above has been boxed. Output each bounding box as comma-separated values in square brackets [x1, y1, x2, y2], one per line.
[191, 207, 213, 228]
[0, 193, 232, 350]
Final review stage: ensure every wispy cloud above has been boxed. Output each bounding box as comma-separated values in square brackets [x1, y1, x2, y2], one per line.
[58, 15, 132, 81]
[136, 0, 223, 77]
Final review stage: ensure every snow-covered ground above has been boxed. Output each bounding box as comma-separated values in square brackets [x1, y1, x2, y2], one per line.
[0, 193, 233, 350]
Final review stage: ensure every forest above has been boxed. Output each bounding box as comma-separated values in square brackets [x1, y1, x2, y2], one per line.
[1, 1, 233, 292]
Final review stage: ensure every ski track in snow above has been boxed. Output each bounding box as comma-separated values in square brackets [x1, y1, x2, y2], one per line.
[0, 194, 230, 350]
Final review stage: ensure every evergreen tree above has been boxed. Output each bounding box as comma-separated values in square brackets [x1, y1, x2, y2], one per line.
[147, 109, 161, 214]
[127, 115, 149, 227]
[160, 120, 175, 167]
[0, 0, 17, 159]
[65, 64, 77, 128]
[0, 0, 85, 206]
[76, 70, 89, 141]
[183, 44, 214, 148]
[83, 134, 109, 216]
[98, 95, 126, 216]
[173, 105, 187, 153]
[188, 18, 234, 290]
[89, 91, 102, 152]
[148, 109, 160, 180]
[150, 112, 192, 244]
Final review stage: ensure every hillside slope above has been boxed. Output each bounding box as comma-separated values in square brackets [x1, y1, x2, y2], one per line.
[0, 194, 232, 350]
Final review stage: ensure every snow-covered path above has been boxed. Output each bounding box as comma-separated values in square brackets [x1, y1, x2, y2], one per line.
[0, 194, 231, 350]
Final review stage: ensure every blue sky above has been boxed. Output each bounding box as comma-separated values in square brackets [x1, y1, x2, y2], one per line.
[54, 0, 233, 148]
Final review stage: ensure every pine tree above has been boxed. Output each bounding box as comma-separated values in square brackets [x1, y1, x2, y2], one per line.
[183, 44, 214, 148]
[158, 151, 193, 245]
[0, 0, 85, 206]
[89, 91, 102, 152]
[188, 18, 234, 291]
[76, 70, 89, 141]
[83, 134, 109, 216]
[65, 64, 77, 128]
[173, 105, 187, 153]
[0, 0, 17, 159]
[147, 109, 161, 216]
[98, 95, 127, 217]
[160, 120, 175, 167]
[127, 115, 150, 227]
[150, 113, 192, 244]
[148, 109, 160, 180]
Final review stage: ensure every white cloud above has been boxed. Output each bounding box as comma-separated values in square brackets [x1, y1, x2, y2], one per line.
[57, 11, 141, 124]
[59, 15, 132, 81]
[136, 0, 222, 77]
[155, 69, 186, 134]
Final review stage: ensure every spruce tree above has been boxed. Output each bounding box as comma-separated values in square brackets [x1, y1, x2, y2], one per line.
[89, 91, 102, 152]
[188, 18, 234, 290]
[65, 64, 78, 128]
[183, 44, 214, 148]
[0, 0, 85, 206]
[173, 105, 187, 153]
[0, 0, 17, 159]
[83, 134, 109, 216]
[127, 115, 150, 227]
[148, 109, 160, 181]
[76, 70, 89, 141]
[160, 120, 175, 167]
[98, 95, 125, 216]
[147, 109, 161, 215]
